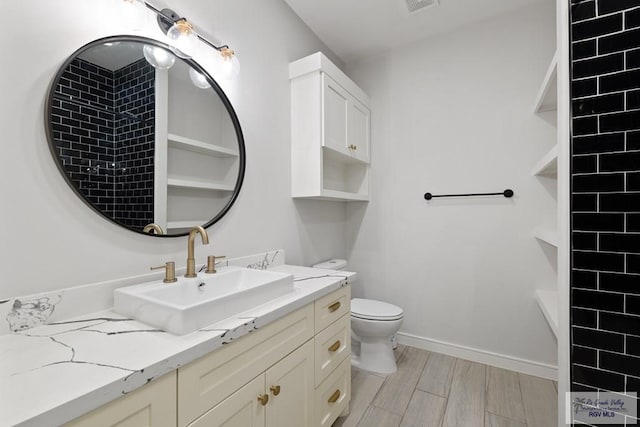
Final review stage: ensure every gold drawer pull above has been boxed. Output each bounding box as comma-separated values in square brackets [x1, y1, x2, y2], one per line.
[257, 394, 269, 406]
[328, 301, 341, 312]
[328, 389, 341, 403]
[328, 340, 341, 352]
[270, 385, 281, 396]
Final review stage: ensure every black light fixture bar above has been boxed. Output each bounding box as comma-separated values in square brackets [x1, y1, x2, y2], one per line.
[424, 189, 514, 200]
[140, 1, 230, 52]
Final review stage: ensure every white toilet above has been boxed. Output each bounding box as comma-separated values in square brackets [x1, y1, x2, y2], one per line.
[313, 259, 404, 375]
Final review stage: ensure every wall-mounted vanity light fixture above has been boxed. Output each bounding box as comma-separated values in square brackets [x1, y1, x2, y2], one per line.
[121, 0, 240, 79]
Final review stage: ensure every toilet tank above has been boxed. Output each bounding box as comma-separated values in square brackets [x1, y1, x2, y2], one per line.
[312, 259, 347, 270]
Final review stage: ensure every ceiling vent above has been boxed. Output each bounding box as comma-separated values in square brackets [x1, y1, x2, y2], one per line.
[405, 0, 438, 13]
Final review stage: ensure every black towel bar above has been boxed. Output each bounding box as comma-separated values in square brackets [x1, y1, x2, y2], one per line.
[424, 189, 514, 200]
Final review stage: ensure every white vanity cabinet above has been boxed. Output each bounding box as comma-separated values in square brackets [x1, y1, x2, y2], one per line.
[188, 340, 315, 427]
[65, 371, 177, 427]
[64, 286, 351, 427]
[290, 52, 371, 201]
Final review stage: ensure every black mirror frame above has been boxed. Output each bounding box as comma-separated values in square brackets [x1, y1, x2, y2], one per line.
[44, 35, 246, 238]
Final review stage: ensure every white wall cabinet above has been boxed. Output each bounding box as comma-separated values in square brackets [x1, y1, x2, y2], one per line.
[322, 74, 370, 163]
[290, 52, 371, 201]
[66, 287, 351, 427]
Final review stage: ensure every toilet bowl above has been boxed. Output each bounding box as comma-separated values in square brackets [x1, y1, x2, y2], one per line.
[312, 259, 404, 375]
[351, 298, 404, 375]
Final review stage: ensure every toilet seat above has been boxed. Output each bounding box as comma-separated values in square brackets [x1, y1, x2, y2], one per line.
[351, 298, 404, 321]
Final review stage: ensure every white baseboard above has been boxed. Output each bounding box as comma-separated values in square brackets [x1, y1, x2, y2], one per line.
[397, 331, 558, 380]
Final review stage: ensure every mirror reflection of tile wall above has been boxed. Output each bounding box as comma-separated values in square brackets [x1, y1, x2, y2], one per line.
[52, 57, 155, 229]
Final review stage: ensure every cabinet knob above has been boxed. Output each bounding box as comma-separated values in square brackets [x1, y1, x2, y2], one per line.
[328, 301, 341, 312]
[348, 144, 358, 150]
[257, 394, 269, 406]
[270, 385, 281, 396]
[328, 389, 341, 403]
[328, 340, 341, 352]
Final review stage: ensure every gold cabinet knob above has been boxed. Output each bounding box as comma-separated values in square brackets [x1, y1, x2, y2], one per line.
[328, 340, 341, 352]
[257, 394, 269, 406]
[328, 389, 341, 403]
[328, 301, 341, 312]
[270, 385, 281, 396]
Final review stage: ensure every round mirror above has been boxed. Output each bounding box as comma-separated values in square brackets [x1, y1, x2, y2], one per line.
[45, 36, 245, 237]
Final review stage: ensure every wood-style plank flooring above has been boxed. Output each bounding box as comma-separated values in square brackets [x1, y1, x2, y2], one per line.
[333, 345, 557, 427]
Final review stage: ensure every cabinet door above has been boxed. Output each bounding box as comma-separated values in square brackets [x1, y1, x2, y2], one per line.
[265, 340, 314, 427]
[322, 74, 349, 156]
[66, 371, 176, 427]
[348, 98, 370, 163]
[178, 304, 314, 426]
[188, 375, 265, 427]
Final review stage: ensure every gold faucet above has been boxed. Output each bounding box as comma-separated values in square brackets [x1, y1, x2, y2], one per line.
[185, 226, 210, 277]
[143, 223, 164, 235]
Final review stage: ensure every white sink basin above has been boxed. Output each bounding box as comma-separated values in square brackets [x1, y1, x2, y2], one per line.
[114, 266, 294, 335]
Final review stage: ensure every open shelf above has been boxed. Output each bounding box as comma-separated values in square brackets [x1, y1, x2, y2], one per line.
[532, 145, 558, 177]
[166, 220, 208, 230]
[533, 228, 559, 247]
[167, 178, 235, 192]
[168, 133, 239, 158]
[533, 52, 558, 113]
[535, 289, 558, 338]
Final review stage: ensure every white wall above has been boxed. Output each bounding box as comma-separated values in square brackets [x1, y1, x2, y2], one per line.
[345, 2, 559, 366]
[0, 0, 347, 299]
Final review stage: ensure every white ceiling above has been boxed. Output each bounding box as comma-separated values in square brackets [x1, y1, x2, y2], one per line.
[79, 42, 144, 71]
[283, 0, 547, 63]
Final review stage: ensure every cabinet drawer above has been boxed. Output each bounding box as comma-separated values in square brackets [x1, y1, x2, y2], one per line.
[315, 286, 350, 333]
[315, 357, 350, 427]
[178, 304, 314, 427]
[315, 313, 350, 386]
[66, 371, 177, 427]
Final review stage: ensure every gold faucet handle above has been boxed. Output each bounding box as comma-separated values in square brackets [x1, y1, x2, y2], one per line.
[151, 262, 178, 283]
[205, 255, 227, 274]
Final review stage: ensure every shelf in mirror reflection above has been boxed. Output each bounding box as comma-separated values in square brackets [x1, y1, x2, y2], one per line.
[168, 133, 239, 157]
[166, 220, 208, 230]
[167, 177, 235, 192]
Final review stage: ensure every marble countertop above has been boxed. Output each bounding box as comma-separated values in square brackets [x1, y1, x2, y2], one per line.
[0, 265, 354, 427]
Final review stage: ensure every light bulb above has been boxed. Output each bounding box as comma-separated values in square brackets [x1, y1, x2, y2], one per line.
[166, 20, 198, 58]
[143, 45, 176, 70]
[189, 68, 211, 89]
[119, 0, 146, 31]
[214, 47, 240, 80]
